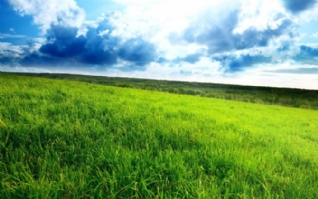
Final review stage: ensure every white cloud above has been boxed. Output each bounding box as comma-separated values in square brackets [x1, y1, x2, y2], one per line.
[312, 31, 318, 39]
[109, 0, 241, 60]
[77, 0, 318, 86]
[7, 0, 85, 32]
[112, 0, 240, 36]
[0, 38, 43, 59]
[0, 42, 26, 58]
[109, 0, 300, 59]
[234, 0, 287, 33]
[3, 0, 318, 89]
[0, 33, 26, 39]
[104, 56, 223, 81]
[0, 65, 51, 73]
[94, 59, 318, 90]
[294, 3, 318, 23]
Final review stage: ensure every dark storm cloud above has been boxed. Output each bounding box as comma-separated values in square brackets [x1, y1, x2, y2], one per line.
[215, 54, 271, 72]
[183, 11, 294, 55]
[282, 0, 318, 14]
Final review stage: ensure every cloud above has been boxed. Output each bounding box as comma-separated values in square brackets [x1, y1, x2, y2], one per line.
[38, 23, 118, 66]
[281, 0, 318, 14]
[0, 42, 26, 57]
[0, 42, 27, 66]
[0, 33, 26, 39]
[215, 54, 272, 72]
[183, 10, 239, 54]
[0, 40, 73, 68]
[173, 53, 203, 64]
[179, 70, 193, 76]
[7, 0, 85, 32]
[118, 38, 156, 66]
[0, 56, 16, 66]
[40, 20, 157, 67]
[312, 31, 318, 39]
[1, 15, 157, 69]
[110, 0, 240, 60]
[108, 0, 299, 74]
[39, 26, 86, 58]
[272, 67, 318, 74]
[181, 53, 202, 64]
[1, 1, 298, 75]
[20, 52, 64, 67]
[293, 45, 318, 64]
[183, 10, 294, 55]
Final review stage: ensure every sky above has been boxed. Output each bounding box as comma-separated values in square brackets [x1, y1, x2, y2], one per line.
[1, 0, 318, 89]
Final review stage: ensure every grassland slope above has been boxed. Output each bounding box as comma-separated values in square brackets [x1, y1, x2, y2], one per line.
[16, 72, 318, 109]
[0, 74, 318, 198]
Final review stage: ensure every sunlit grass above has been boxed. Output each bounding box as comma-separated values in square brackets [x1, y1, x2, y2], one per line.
[0, 73, 317, 198]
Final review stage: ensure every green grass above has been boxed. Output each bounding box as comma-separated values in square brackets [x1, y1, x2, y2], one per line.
[0, 73, 318, 198]
[16, 72, 318, 109]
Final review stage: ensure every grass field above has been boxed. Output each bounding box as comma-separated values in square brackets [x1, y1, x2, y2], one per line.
[0, 73, 318, 198]
[17, 72, 318, 110]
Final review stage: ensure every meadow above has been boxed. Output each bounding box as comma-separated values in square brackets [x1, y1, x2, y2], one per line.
[0, 73, 318, 198]
[19, 72, 318, 109]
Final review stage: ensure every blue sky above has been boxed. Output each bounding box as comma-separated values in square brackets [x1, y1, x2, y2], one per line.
[1, 0, 318, 89]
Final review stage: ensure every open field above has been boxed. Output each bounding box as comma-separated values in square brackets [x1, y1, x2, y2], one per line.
[15, 72, 318, 110]
[0, 73, 318, 198]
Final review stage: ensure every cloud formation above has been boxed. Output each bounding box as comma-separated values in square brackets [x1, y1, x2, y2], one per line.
[0, 33, 26, 39]
[1, 16, 157, 69]
[1, 0, 318, 89]
[7, 0, 85, 31]
[39, 26, 86, 58]
[281, 0, 318, 14]
[293, 45, 318, 64]
[118, 38, 156, 66]
[215, 54, 271, 72]
[181, 53, 202, 64]
[20, 52, 63, 67]
[273, 67, 318, 74]
[183, 10, 294, 55]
